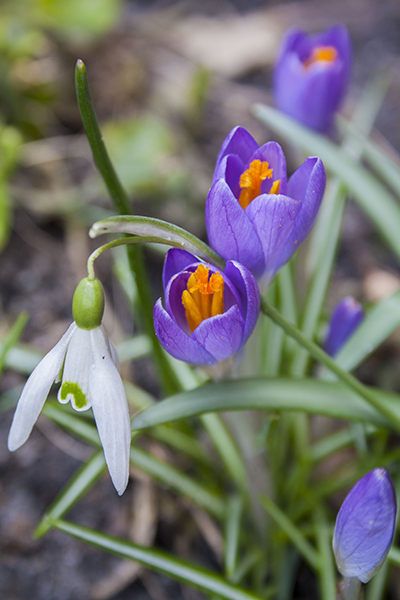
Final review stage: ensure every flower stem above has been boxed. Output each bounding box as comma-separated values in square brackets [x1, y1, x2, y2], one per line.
[75, 60, 178, 394]
[336, 578, 363, 600]
[86, 235, 193, 280]
[260, 298, 400, 432]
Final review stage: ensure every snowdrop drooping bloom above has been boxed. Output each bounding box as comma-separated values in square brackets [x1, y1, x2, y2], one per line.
[333, 468, 397, 584]
[8, 277, 131, 495]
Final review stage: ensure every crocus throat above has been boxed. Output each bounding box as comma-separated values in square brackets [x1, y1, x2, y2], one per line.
[181, 265, 224, 333]
[238, 159, 280, 209]
[303, 45, 338, 68]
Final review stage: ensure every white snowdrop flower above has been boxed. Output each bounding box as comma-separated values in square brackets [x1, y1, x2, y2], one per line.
[8, 277, 131, 496]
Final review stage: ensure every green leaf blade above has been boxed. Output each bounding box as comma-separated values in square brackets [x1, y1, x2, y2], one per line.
[131, 378, 400, 432]
[52, 519, 263, 600]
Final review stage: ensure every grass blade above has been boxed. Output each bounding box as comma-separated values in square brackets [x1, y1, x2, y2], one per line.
[131, 378, 400, 432]
[52, 518, 263, 600]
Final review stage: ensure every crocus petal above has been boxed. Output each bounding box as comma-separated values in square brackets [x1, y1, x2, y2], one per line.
[206, 179, 265, 276]
[58, 326, 92, 411]
[162, 248, 197, 290]
[273, 157, 326, 273]
[153, 298, 215, 365]
[192, 305, 245, 362]
[275, 58, 341, 131]
[325, 297, 364, 357]
[245, 193, 302, 277]
[333, 468, 397, 583]
[224, 260, 260, 344]
[213, 126, 259, 181]
[89, 327, 131, 496]
[314, 24, 352, 86]
[217, 154, 246, 194]
[8, 323, 77, 452]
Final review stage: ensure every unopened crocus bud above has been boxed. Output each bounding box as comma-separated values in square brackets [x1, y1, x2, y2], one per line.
[324, 297, 364, 357]
[273, 25, 352, 133]
[333, 468, 397, 584]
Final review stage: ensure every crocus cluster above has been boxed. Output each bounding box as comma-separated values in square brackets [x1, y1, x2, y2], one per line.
[274, 25, 352, 132]
[153, 248, 260, 365]
[324, 297, 364, 357]
[205, 126, 326, 283]
[333, 468, 397, 584]
[8, 278, 131, 495]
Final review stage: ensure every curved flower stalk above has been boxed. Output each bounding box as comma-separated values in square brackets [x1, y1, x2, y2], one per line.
[324, 297, 364, 357]
[153, 248, 260, 365]
[273, 24, 352, 133]
[206, 126, 326, 283]
[8, 278, 131, 496]
[333, 468, 397, 585]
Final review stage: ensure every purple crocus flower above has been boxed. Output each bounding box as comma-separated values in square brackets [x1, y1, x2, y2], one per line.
[206, 126, 326, 283]
[333, 468, 397, 584]
[324, 297, 364, 357]
[153, 248, 260, 365]
[274, 25, 352, 132]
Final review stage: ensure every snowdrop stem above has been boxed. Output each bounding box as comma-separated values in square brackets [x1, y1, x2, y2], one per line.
[336, 577, 363, 600]
[87, 237, 137, 279]
[87, 235, 187, 279]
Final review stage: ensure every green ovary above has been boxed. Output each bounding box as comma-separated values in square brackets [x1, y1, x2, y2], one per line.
[60, 381, 88, 410]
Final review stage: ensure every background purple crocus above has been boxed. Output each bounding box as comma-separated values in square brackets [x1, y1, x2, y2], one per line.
[206, 126, 326, 283]
[273, 24, 352, 133]
[324, 297, 364, 357]
[333, 468, 397, 584]
[153, 248, 260, 365]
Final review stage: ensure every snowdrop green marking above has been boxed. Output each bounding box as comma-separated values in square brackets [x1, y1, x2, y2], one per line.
[60, 382, 88, 410]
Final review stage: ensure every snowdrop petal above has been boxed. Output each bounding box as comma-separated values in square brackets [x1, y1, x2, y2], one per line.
[89, 327, 131, 496]
[58, 326, 92, 411]
[8, 323, 77, 452]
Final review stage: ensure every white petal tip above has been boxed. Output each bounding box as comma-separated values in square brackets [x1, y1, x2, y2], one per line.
[115, 477, 129, 496]
[7, 428, 27, 453]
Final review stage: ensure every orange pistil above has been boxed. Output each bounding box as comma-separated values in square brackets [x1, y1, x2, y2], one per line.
[303, 45, 338, 68]
[238, 159, 281, 209]
[181, 265, 225, 333]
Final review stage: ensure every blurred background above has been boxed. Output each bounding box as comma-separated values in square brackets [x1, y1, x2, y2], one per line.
[1, 0, 400, 598]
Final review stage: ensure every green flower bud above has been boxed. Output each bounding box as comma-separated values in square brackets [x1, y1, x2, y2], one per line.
[72, 277, 104, 330]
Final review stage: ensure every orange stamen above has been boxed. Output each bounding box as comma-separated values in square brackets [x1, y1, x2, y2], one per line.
[270, 179, 280, 195]
[238, 159, 277, 209]
[182, 266, 225, 333]
[303, 45, 338, 68]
